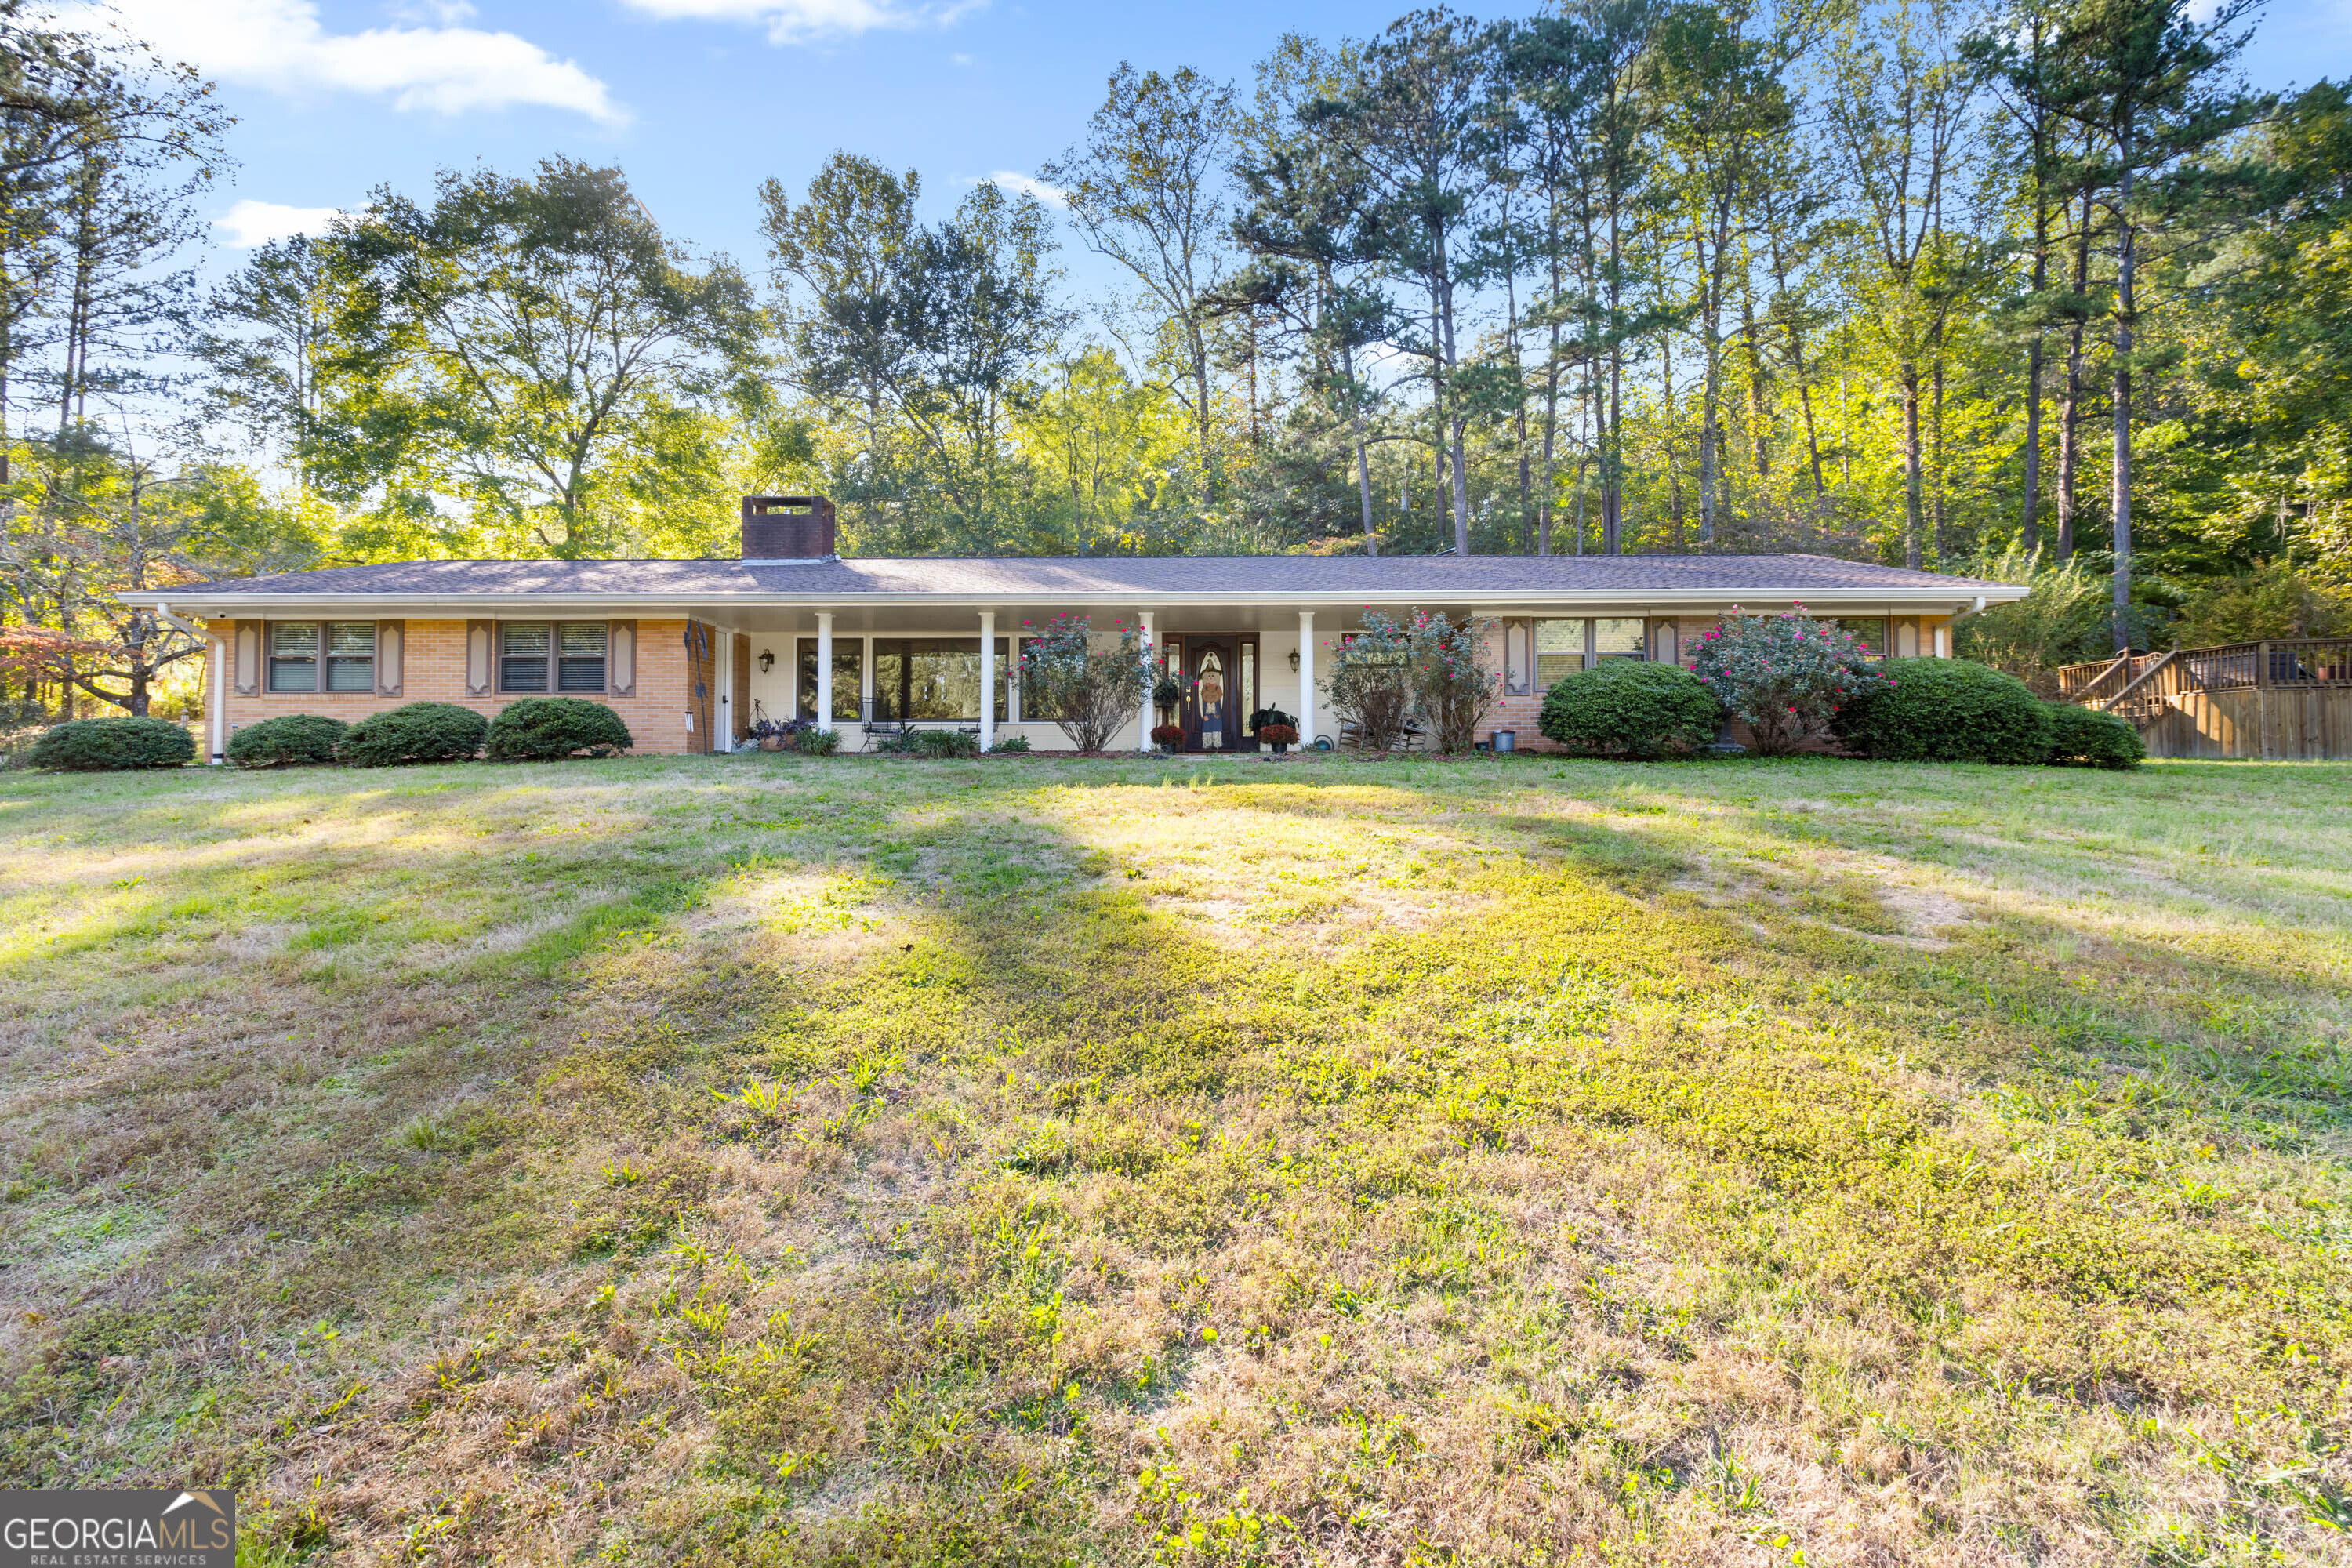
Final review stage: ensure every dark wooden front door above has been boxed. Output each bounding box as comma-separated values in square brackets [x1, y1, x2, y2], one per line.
[1183, 637, 1246, 750]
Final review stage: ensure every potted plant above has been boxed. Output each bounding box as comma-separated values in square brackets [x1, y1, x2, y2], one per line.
[1258, 723, 1298, 755]
[1247, 706, 1294, 752]
[1153, 674, 1185, 724]
[1149, 722, 1186, 752]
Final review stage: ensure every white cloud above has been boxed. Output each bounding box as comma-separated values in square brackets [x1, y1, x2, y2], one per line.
[619, 0, 984, 45]
[54, 0, 625, 124]
[214, 199, 342, 247]
[980, 170, 1067, 207]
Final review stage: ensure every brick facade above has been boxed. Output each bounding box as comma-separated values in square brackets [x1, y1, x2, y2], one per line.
[204, 617, 705, 757]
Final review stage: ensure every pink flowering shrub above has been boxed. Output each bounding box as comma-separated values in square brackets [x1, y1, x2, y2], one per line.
[1404, 610, 1501, 753]
[1689, 605, 1886, 756]
[1017, 613, 1156, 753]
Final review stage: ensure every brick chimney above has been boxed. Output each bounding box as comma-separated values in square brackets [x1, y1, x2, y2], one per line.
[740, 495, 837, 561]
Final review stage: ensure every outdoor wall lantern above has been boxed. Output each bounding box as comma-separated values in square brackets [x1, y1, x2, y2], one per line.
[757, 648, 775, 672]
[1288, 648, 1301, 671]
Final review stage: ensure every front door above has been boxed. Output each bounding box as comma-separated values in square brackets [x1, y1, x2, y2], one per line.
[1183, 637, 1247, 750]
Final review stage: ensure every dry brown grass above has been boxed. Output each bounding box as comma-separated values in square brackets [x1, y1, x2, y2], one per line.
[2, 751, 2348, 1566]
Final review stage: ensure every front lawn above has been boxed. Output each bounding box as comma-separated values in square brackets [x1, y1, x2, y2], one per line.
[2, 753, 2347, 1565]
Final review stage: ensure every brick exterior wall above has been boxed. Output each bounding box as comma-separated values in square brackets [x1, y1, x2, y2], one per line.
[205, 617, 705, 757]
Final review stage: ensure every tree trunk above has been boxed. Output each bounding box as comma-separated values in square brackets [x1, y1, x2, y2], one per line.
[1900, 364, 1925, 569]
[2055, 183, 2093, 561]
[2111, 135, 2136, 653]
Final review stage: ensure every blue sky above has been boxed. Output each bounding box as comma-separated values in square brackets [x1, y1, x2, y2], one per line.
[74, 0, 2352, 295]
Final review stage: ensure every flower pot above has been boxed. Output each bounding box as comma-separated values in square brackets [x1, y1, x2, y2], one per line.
[1270, 742, 1289, 755]
[758, 736, 784, 751]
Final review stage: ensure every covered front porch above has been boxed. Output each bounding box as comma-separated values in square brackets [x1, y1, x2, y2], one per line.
[702, 606, 1331, 753]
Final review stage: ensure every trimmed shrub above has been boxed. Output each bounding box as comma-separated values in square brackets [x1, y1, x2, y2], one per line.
[894, 728, 979, 759]
[485, 697, 633, 761]
[793, 727, 841, 757]
[227, 713, 348, 768]
[1830, 657, 2054, 764]
[989, 732, 1032, 753]
[2046, 702, 2145, 769]
[339, 702, 488, 767]
[29, 715, 194, 771]
[1537, 662, 1721, 758]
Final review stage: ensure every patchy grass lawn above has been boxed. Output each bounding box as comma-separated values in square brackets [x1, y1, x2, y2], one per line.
[2, 751, 2348, 1566]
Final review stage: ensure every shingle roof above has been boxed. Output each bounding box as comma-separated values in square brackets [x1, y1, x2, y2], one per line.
[183, 552, 2016, 604]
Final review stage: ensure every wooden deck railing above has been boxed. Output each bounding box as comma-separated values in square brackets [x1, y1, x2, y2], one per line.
[2057, 640, 2352, 700]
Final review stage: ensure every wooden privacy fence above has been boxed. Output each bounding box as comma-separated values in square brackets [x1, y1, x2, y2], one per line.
[2055, 640, 2352, 759]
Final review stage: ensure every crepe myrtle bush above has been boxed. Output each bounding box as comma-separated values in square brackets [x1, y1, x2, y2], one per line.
[1690, 607, 1885, 756]
[1404, 609, 1501, 753]
[1327, 610, 1415, 752]
[1830, 657, 2054, 764]
[1018, 613, 1156, 753]
[227, 713, 348, 768]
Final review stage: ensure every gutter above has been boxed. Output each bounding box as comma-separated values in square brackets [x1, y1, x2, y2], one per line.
[151, 585, 2037, 618]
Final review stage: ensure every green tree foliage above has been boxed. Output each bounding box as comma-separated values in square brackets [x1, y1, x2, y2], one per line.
[328, 158, 766, 559]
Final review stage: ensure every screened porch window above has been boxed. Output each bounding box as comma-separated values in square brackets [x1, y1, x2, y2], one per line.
[869, 639, 1009, 722]
[795, 637, 864, 721]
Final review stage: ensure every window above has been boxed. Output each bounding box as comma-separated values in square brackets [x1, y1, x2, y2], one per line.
[325, 622, 376, 691]
[499, 622, 550, 691]
[1594, 618, 1646, 659]
[869, 639, 1009, 723]
[795, 637, 864, 721]
[1534, 619, 1586, 687]
[558, 623, 607, 691]
[1837, 618, 1888, 657]
[499, 622, 607, 694]
[268, 623, 318, 692]
[268, 622, 374, 693]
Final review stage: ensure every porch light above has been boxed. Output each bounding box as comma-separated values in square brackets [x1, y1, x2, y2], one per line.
[1289, 648, 1301, 671]
[757, 648, 775, 672]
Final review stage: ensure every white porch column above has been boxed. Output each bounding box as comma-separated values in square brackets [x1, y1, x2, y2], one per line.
[717, 630, 736, 751]
[978, 610, 996, 751]
[815, 612, 835, 732]
[207, 631, 226, 764]
[1136, 609, 1156, 752]
[1297, 609, 1316, 746]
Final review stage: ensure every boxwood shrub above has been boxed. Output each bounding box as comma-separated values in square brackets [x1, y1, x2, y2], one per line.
[1829, 657, 2054, 764]
[28, 715, 194, 771]
[339, 702, 488, 767]
[1537, 662, 1722, 758]
[485, 697, 633, 761]
[227, 713, 348, 768]
[2045, 702, 2145, 769]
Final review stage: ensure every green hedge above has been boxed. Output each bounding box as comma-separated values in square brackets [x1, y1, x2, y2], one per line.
[1829, 657, 2054, 764]
[227, 713, 348, 768]
[885, 728, 979, 759]
[1537, 662, 1722, 758]
[2046, 702, 2145, 768]
[339, 702, 488, 767]
[485, 698, 633, 761]
[28, 716, 194, 771]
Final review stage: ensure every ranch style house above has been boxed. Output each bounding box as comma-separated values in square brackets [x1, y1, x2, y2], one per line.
[158, 496, 2029, 760]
